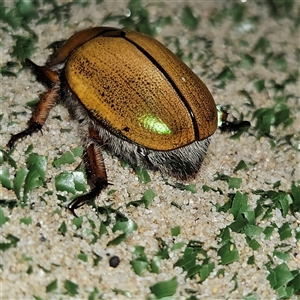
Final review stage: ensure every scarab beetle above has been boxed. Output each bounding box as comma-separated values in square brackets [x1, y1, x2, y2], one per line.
[8, 27, 218, 215]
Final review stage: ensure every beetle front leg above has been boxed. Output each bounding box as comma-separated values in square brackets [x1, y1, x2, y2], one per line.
[8, 87, 59, 148]
[68, 128, 108, 216]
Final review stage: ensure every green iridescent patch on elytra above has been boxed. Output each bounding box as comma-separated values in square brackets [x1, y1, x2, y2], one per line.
[138, 114, 172, 135]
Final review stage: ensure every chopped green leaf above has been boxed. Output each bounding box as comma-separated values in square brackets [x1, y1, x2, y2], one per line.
[12, 35, 37, 60]
[267, 263, 294, 290]
[46, 279, 57, 293]
[291, 181, 300, 213]
[59, 221, 67, 236]
[246, 237, 261, 250]
[23, 154, 47, 201]
[55, 171, 86, 194]
[134, 166, 151, 183]
[228, 177, 242, 189]
[78, 252, 88, 262]
[13, 167, 28, 199]
[263, 226, 275, 240]
[218, 242, 239, 265]
[131, 245, 149, 275]
[273, 250, 290, 261]
[279, 223, 292, 241]
[150, 277, 178, 298]
[53, 151, 75, 168]
[171, 226, 180, 237]
[73, 216, 83, 229]
[20, 216, 32, 225]
[238, 53, 255, 69]
[109, 218, 137, 245]
[72, 146, 83, 157]
[254, 79, 265, 92]
[181, 6, 199, 30]
[64, 279, 78, 297]
[0, 168, 13, 190]
[126, 188, 156, 208]
[233, 160, 248, 172]
[0, 207, 9, 227]
[247, 256, 255, 265]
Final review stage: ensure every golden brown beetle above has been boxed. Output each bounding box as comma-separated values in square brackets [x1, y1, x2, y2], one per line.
[8, 27, 218, 215]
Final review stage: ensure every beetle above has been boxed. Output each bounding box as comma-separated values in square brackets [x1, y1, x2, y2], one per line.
[8, 27, 218, 215]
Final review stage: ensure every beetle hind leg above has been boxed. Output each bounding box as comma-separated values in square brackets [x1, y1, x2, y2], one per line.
[68, 128, 108, 216]
[8, 87, 59, 149]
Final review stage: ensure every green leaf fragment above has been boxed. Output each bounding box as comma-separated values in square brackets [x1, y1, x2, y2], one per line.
[263, 226, 275, 240]
[238, 54, 255, 69]
[99, 221, 107, 237]
[53, 151, 75, 167]
[218, 227, 231, 243]
[113, 218, 137, 235]
[218, 242, 239, 265]
[234, 160, 248, 172]
[246, 237, 261, 251]
[72, 146, 83, 157]
[20, 216, 32, 225]
[247, 255, 255, 265]
[150, 277, 178, 299]
[0, 207, 9, 227]
[181, 6, 199, 30]
[244, 225, 263, 238]
[16, 0, 39, 22]
[215, 66, 236, 87]
[127, 188, 156, 208]
[73, 216, 83, 229]
[64, 279, 78, 296]
[253, 37, 270, 53]
[228, 177, 242, 189]
[289, 271, 300, 293]
[55, 172, 75, 194]
[55, 171, 86, 194]
[113, 288, 132, 298]
[273, 250, 290, 261]
[230, 191, 249, 220]
[171, 226, 180, 236]
[171, 242, 185, 251]
[14, 167, 29, 199]
[134, 166, 151, 183]
[23, 154, 47, 201]
[88, 287, 100, 300]
[0, 234, 20, 251]
[131, 259, 149, 276]
[232, 2, 246, 23]
[46, 279, 58, 293]
[291, 181, 300, 213]
[1, 149, 17, 168]
[0, 168, 13, 189]
[254, 79, 265, 92]
[109, 218, 137, 245]
[229, 219, 248, 233]
[58, 221, 67, 235]
[78, 252, 88, 262]
[12, 35, 37, 60]
[267, 263, 294, 290]
[279, 223, 292, 241]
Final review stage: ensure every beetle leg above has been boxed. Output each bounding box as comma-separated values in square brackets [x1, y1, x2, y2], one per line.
[8, 87, 59, 149]
[68, 128, 108, 216]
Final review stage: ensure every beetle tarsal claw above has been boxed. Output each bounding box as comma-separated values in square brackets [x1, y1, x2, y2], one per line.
[67, 179, 109, 216]
[7, 122, 43, 149]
